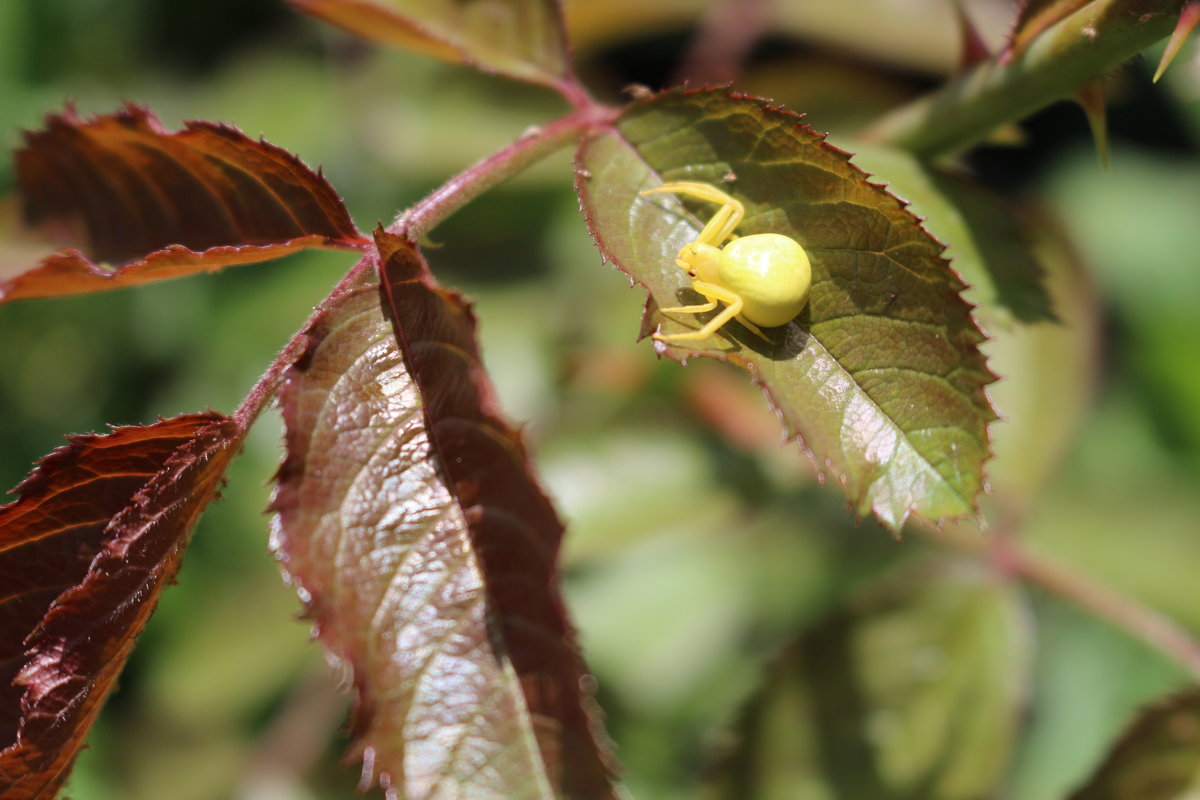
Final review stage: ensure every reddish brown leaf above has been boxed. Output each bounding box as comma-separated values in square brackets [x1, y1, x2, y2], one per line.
[0, 414, 242, 798]
[2, 104, 367, 304]
[271, 237, 616, 798]
[375, 229, 616, 795]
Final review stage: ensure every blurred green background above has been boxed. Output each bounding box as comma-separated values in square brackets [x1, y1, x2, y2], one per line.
[1, 1, 1199, 798]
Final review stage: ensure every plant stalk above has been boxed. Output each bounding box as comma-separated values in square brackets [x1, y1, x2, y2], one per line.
[234, 101, 621, 428]
[864, 0, 1185, 158]
[924, 522, 1200, 682]
[234, 254, 375, 430]
[393, 104, 618, 239]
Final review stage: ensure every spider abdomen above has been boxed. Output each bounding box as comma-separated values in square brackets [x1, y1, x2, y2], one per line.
[719, 233, 811, 327]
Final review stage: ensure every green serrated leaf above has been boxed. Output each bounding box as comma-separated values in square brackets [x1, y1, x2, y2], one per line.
[1069, 691, 1200, 799]
[708, 558, 1033, 800]
[290, 0, 571, 91]
[847, 146, 1100, 513]
[577, 89, 996, 531]
[847, 145, 1057, 326]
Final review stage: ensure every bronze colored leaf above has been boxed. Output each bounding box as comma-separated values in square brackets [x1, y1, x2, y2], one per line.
[3, 104, 367, 304]
[271, 237, 616, 798]
[0, 414, 242, 798]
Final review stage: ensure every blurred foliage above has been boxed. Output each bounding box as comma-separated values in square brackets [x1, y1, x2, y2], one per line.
[1, 0, 1199, 798]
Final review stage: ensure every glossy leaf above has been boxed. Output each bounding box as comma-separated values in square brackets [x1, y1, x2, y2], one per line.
[848, 144, 1057, 326]
[0, 414, 242, 798]
[577, 89, 995, 530]
[1069, 691, 1200, 799]
[271, 235, 615, 799]
[710, 559, 1033, 800]
[840, 146, 1106, 515]
[290, 0, 572, 91]
[2, 104, 367, 304]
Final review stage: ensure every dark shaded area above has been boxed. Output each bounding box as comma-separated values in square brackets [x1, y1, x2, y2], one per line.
[966, 62, 1200, 194]
[138, 0, 305, 75]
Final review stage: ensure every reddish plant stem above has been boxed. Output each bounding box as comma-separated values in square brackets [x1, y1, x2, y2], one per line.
[924, 523, 1200, 682]
[392, 103, 618, 239]
[1012, 545, 1200, 681]
[234, 254, 375, 430]
[234, 99, 619, 428]
[551, 74, 598, 114]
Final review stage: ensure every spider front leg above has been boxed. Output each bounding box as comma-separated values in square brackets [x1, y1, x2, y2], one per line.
[654, 280, 766, 342]
[640, 181, 744, 247]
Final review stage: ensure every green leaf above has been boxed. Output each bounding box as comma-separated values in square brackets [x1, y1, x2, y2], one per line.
[1068, 691, 1200, 799]
[577, 89, 995, 531]
[848, 145, 1057, 326]
[848, 145, 1101, 511]
[271, 240, 616, 799]
[290, 0, 572, 92]
[709, 558, 1033, 800]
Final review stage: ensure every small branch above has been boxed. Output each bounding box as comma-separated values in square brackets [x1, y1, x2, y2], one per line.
[863, 0, 1184, 158]
[923, 522, 1200, 682]
[393, 103, 619, 240]
[550, 74, 599, 114]
[233, 254, 375, 430]
[233, 99, 621, 429]
[1013, 544, 1200, 680]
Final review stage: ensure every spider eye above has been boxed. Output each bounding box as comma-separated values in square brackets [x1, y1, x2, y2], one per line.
[687, 270, 697, 278]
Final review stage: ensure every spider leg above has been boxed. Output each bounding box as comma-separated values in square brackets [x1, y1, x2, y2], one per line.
[696, 202, 742, 248]
[641, 182, 744, 246]
[654, 280, 745, 342]
[660, 298, 718, 315]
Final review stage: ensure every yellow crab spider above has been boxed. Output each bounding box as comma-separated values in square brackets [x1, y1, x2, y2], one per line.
[639, 181, 811, 343]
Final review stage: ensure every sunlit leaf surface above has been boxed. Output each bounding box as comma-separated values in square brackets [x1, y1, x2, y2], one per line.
[271, 236, 615, 799]
[1068, 691, 1200, 799]
[848, 146, 1099, 511]
[0, 414, 242, 798]
[2, 104, 366, 304]
[577, 88, 995, 530]
[710, 559, 1032, 800]
[290, 0, 571, 90]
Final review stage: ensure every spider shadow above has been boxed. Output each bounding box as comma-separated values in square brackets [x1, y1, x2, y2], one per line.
[660, 287, 809, 363]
